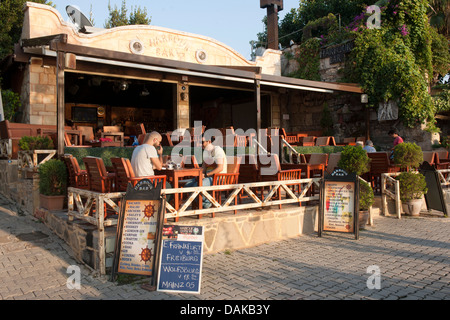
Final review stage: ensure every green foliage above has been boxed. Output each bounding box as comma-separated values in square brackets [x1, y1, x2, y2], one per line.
[292, 146, 345, 155]
[337, 145, 371, 176]
[289, 38, 321, 81]
[38, 159, 67, 196]
[359, 180, 375, 210]
[397, 171, 428, 201]
[104, 0, 151, 28]
[0, 0, 53, 60]
[19, 136, 54, 151]
[393, 142, 423, 168]
[1, 89, 21, 121]
[302, 13, 338, 41]
[433, 87, 450, 113]
[430, 27, 450, 82]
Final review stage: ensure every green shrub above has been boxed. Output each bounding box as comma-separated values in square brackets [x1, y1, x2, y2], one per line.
[397, 171, 427, 201]
[393, 142, 423, 169]
[38, 159, 67, 196]
[359, 180, 374, 211]
[19, 136, 54, 151]
[337, 145, 370, 176]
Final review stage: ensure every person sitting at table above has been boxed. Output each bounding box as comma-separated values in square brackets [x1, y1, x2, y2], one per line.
[363, 140, 376, 153]
[185, 136, 227, 209]
[131, 131, 172, 197]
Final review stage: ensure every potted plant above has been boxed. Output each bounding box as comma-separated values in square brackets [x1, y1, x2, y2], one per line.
[397, 171, 428, 216]
[359, 180, 374, 228]
[18, 136, 56, 178]
[38, 159, 67, 211]
[337, 145, 373, 228]
[393, 142, 427, 216]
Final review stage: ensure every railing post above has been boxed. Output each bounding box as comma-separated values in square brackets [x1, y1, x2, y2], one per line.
[381, 173, 387, 216]
[394, 179, 401, 219]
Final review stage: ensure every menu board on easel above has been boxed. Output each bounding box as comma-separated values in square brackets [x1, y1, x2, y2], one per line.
[157, 225, 204, 294]
[319, 169, 360, 240]
[111, 179, 164, 278]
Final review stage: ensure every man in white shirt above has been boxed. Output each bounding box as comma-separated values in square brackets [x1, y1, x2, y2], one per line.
[131, 131, 163, 177]
[185, 136, 227, 208]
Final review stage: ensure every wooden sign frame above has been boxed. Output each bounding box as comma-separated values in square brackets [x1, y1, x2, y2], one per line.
[156, 225, 204, 294]
[111, 179, 165, 286]
[419, 162, 448, 217]
[319, 169, 360, 240]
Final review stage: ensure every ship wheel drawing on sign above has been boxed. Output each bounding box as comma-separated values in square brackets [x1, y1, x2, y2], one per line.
[140, 246, 153, 264]
[142, 203, 156, 220]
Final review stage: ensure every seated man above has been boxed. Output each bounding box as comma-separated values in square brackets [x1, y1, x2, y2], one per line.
[131, 131, 163, 177]
[131, 131, 172, 198]
[185, 136, 227, 209]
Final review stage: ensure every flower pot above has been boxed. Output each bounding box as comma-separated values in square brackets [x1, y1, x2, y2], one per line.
[40, 194, 65, 211]
[359, 210, 370, 229]
[401, 199, 423, 216]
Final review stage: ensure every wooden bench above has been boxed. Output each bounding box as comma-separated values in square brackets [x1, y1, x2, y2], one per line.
[0, 120, 64, 159]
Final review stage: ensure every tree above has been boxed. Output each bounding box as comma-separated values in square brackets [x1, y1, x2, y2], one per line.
[104, 0, 151, 28]
[0, 0, 54, 61]
[427, 0, 450, 39]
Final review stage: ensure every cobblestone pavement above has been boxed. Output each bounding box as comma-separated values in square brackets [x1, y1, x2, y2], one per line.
[0, 194, 449, 301]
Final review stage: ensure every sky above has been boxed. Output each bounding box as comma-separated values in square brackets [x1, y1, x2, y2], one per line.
[48, 0, 300, 60]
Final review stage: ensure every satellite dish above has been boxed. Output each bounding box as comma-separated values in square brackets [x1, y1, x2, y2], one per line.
[66, 5, 93, 29]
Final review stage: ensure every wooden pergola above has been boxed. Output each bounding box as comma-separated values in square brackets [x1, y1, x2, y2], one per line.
[19, 33, 363, 157]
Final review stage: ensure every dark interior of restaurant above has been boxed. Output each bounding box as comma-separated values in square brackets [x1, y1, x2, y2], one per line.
[64, 73, 271, 134]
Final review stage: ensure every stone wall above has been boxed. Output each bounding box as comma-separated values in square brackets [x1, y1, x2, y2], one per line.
[280, 46, 439, 150]
[19, 58, 57, 125]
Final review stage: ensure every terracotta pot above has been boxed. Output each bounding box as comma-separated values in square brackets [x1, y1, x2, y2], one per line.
[40, 194, 65, 211]
[402, 199, 423, 216]
[359, 210, 369, 229]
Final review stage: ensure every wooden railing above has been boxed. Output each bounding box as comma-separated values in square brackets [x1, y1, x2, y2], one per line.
[67, 177, 321, 274]
[381, 169, 450, 219]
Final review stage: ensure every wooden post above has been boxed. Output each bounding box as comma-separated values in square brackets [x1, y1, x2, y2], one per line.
[255, 77, 261, 152]
[395, 179, 401, 219]
[381, 174, 387, 216]
[56, 50, 65, 158]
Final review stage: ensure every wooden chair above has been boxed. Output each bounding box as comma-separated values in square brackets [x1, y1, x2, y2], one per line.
[111, 157, 166, 191]
[299, 136, 316, 146]
[235, 135, 248, 148]
[77, 126, 95, 144]
[422, 151, 436, 166]
[326, 153, 341, 175]
[211, 172, 240, 217]
[83, 157, 117, 218]
[83, 157, 115, 193]
[280, 128, 299, 146]
[434, 149, 450, 170]
[258, 154, 302, 208]
[343, 137, 356, 146]
[367, 152, 400, 194]
[315, 136, 331, 146]
[63, 154, 89, 189]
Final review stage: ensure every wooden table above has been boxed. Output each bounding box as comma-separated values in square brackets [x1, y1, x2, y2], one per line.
[37, 128, 82, 145]
[101, 132, 124, 147]
[155, 167, 203, 221]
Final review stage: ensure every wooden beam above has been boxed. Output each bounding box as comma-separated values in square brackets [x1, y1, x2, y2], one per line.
[56, 51, 65, 157]
[20, 34, 67, 48]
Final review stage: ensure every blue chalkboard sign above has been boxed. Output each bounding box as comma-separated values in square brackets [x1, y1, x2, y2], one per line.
[157, 225, 204, 294]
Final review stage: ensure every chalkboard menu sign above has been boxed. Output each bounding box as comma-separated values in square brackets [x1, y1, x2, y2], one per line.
[157, 225, 204, 294]
[111, 179, 164, 280]
[319, 169, 360, 239]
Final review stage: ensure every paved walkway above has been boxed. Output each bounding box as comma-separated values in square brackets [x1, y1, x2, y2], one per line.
[0, 193, 449, 301]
